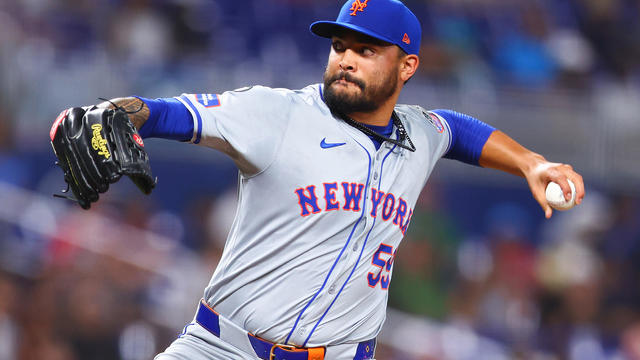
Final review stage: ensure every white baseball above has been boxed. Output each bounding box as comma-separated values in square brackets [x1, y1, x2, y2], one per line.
[545, 179, 576, 211]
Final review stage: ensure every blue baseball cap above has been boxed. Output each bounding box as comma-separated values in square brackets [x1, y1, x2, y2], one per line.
[310, 0, 421, 56]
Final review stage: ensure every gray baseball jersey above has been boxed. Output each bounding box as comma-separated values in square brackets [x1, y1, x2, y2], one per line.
[174, 83, 451, 349]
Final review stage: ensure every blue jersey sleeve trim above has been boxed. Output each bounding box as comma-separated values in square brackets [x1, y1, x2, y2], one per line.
[433, 109, 496, 166]
[134, 96, 194, 142]
[179, 95, 203, 144]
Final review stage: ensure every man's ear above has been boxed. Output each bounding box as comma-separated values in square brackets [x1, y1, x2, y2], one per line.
[399, 54, 419, 82]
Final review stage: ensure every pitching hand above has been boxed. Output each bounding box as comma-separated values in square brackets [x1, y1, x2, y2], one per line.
[523, 161, 585, 219]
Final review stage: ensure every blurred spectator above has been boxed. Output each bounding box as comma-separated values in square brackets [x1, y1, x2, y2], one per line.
[389, 184, 462, 320]
[109, 0, 172, 69]
[598, 194, 640, 351]
[491, 3, 557, 87]
[0, 273, 18, 360]
[0, 113, 31, 187]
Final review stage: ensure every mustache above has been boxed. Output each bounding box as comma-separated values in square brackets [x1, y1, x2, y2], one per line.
[327, 72, 365, 91]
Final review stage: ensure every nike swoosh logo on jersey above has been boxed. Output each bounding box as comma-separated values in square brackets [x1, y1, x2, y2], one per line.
[320, 138, 346, 149]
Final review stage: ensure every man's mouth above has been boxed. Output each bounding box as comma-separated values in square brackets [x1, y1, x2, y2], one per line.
[331, 74, 364, 90]
[334, 79, 355, 86]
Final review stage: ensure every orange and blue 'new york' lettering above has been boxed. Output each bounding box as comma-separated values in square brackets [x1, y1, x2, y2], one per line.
[295, 185, 321, 216]
[381, 193, 395, 221]
[294, 181, 413, 234]
[393, 198, 407, 226]
[342, 182, 364, 211]
[370, 189, 385, 217]
[323, 182, 340, 211]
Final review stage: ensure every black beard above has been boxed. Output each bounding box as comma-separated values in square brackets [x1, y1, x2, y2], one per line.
[322, 70, 397, 116]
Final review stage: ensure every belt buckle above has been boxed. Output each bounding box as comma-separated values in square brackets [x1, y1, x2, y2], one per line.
[269, 344, 297, 360]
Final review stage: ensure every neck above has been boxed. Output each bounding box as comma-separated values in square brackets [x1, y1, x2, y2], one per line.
[346, 92, 400, 126]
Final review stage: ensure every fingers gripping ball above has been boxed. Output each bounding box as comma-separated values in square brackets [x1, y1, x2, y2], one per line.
[50, 106, 157, 209]
[545, 179, 576, 211]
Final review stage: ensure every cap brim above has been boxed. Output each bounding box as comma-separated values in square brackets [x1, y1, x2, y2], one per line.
[310, 21, 395, 46]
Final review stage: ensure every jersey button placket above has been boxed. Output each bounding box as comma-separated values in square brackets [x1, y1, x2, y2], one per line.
[291, 316, 309, 344]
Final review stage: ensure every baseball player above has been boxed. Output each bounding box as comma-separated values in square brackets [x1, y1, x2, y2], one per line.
[50, 0, 585, 359]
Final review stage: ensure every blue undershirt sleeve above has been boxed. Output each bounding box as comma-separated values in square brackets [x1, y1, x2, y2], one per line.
[134, 96, 194, 141]
[433, 109, 496, 166]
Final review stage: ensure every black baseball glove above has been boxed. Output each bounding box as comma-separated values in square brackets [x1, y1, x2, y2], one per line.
[50, 106, 157, 209]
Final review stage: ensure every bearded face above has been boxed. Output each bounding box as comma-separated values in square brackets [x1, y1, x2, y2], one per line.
[322, 63, 398, 115]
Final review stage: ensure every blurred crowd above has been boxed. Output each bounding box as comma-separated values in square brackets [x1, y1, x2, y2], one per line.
[2, 0, 640, 92]
[1, 0, 640, 359]
[383, 185, 640, 359]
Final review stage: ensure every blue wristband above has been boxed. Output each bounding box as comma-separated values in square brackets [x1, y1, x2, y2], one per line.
[434, 109, 496, 165]
[134, 96, 194, 141]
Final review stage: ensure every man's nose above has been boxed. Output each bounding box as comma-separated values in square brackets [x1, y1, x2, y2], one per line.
[339, 49, 357, 71]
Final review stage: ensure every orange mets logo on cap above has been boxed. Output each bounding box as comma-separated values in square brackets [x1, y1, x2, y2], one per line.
[350, 0, 368, 16]
[402, 33, 410, 44]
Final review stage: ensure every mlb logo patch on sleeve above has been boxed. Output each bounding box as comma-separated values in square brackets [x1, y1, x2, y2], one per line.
[194, 94, 221, 108]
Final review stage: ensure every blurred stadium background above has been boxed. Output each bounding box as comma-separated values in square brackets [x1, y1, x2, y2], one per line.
[1, 0, 640, 359]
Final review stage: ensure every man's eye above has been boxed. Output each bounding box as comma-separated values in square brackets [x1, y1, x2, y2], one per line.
[362, 48, 374, 56]
[332, 42, 344, 51]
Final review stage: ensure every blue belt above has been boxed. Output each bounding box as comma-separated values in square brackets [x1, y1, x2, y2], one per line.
[195, 300, 376, 360]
